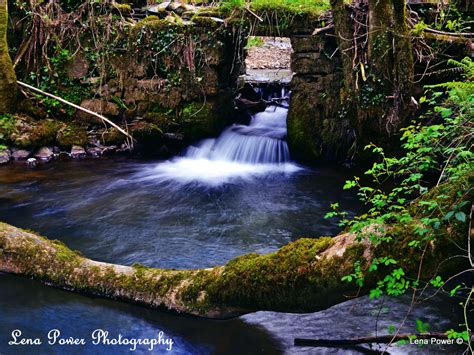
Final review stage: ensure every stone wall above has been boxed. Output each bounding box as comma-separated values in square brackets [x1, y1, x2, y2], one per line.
[70, 18, 245, 149]
[8, 13, 247, 156]
[287, 31, 355, 163]
[9, 4, 350, 161]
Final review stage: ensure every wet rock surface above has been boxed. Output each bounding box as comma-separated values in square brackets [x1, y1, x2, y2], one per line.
[70, 145, 86, 159]
[34, 147, 54, 161]
[11, 149, 31, 160]
[26, 157, 37, 167]
[0, 149, 11, 164]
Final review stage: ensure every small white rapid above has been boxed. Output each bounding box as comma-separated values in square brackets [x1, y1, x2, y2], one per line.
[136, 103, 302, 185]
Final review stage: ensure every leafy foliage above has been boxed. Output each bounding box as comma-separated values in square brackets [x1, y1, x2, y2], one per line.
[0, 114, 16, 149]
[326, 57, 473, 342]
[27, 47, 90, 118]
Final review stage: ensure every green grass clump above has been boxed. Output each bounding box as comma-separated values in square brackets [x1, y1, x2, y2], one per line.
[245, 36, 265, 48]
[221, 0, 330, 16]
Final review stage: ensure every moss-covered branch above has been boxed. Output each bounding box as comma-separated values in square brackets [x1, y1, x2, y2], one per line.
[0, 222, 362, 318]
[0, 177, 468, 319]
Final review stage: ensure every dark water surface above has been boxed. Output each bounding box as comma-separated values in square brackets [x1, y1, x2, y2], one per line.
[0, 159, 462, 354]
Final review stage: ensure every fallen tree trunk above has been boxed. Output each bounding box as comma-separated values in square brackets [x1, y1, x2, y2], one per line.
[0, 217, 466, 319]
[0, 222, 366, 318]
[0, 170, 469, 319]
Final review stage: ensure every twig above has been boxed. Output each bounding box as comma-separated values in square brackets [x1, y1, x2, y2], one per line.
[464, 287, 473, 353]
[17, 81, 135, 144]
[424, 28, 474, 38]
[244, 6, 263, 22]
[313, 23, 334, 35]
[469, 204, 474, 268]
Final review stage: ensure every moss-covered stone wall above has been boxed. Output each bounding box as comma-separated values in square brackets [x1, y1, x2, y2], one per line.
[7, 6, 247, 153]
[287, 31, 355, 163]
[73, 16, 244, 145]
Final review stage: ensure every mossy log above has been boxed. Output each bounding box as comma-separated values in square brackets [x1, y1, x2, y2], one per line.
[0, 182, 467, 320]
[0, 0, 17, 113]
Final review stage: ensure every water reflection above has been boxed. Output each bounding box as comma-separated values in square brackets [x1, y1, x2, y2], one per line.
[0, 274, 282, 354]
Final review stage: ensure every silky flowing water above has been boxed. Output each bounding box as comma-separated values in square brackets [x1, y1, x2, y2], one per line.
[0, 103, 461, 354]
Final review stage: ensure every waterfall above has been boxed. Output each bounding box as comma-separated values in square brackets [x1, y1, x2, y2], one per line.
[185, 106, 290, 164]
[136, 97, 301, 185]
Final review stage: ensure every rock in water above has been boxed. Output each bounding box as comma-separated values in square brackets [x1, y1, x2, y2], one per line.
[0, 149, 11, 164]
[26, 158, 38, 167]
[34, 147, 54, 161]
[86, 147, 103, 158]
[70, 145, 86, 159]
[11, 149, 31, 160]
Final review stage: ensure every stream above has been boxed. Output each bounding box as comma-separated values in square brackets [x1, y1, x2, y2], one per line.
[0, 103, 462, 354]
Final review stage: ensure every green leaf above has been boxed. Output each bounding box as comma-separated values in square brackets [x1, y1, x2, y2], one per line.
[454, 212, 466, 222]
[429, 276, 444, 287]
[369, 288, 382, 299]
[415, 319, 430, 333]
[444, 211, 454, 220]
[449, 285, 461, 296]
[343, 180, 357, 190]
[341, 275, 352, 282]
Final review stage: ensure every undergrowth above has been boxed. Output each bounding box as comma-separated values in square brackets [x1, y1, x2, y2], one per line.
[326, 57, 473, 349]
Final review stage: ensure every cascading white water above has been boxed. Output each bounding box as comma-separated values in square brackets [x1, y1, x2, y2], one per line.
[136, 101, 301, 185]
[186, 106, 290, 164]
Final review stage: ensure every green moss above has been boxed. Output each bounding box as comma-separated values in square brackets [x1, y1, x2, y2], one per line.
[287, 90, 322, 162]
[102, 127, 125, 146]
[112, 3, 132, 14]
[56, 125, 88, 148]
[0, 0, 17, 114]
[51, 239, 83, 264]
[144, 112, 172, 130]
[195, 8, 223, 17]
[192, 16, 221, 29]
[133, 16, 183, 33]
[179, 237, 354, 312]
[13, 118, 63, 149]
[130, 121, 163, 147]
[179, 101, 221, 140]
[221, 0, 329, 17]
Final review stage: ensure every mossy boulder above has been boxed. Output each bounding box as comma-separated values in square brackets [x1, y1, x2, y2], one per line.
[11, 118, 64, 149]
[101, 127, 126, 146]
[192, 16, 221, 29]
[132, 16, 183, 34]
[144, 111, 173, 131]
[57, 125, 89, 149]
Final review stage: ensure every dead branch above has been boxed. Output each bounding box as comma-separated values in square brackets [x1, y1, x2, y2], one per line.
[17, 81, 135, 144]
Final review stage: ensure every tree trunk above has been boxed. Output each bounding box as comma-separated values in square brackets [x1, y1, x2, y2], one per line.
[0, 0, 17, 114]
[392, 0, 414, 101]
[367, 0, 394, 80]
[330, 0, 356, 99]
[0, 175, 467, 321]
[366, 0, 414, 134]
[329, 0, 415, 151]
